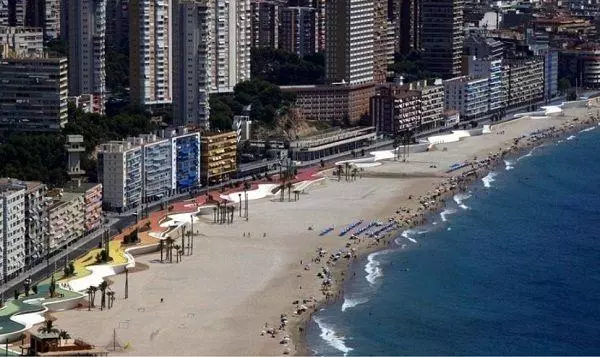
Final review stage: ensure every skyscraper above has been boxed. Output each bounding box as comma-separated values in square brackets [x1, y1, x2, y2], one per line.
[280, 6, 316, 57]
[250, 0, 280, 50]
[68, 0, 107, 114]
[208, 0, 251, 93]
[172, 0, 213, 128]
[129, 0, 172, 107]
[325, 0, 374, 84]
[421, 0, 464, 78]
[389, 0, 420, 55]
[373, 0, 393, 83]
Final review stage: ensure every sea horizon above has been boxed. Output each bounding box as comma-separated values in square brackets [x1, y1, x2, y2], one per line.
[307, 123, 600, 356]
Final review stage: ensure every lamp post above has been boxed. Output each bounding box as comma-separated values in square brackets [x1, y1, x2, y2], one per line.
[238, 193, 242, 217]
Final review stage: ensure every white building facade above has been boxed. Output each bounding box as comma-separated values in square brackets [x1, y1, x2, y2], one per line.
[444, 76, 490, 120]
[0, 183, 25, 282]
[130, 0, 173, 107]
[210, 0, 251, 93]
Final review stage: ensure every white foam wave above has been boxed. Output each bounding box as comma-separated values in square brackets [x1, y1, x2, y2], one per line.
[313, 317, 353, 356]
[580, 126, 595, 133]
[453, 193, 471, 210]
[566, 135, 576, 141]
[504, 159, 514, 171]
[482, 172, 497, 188]
[447, 227, 452, 231]
[517, 147, 537, 161]
[440, 208, 457, 222]
[341, 297, 369, 312]
[401, 230, 418, 243]
[365, 251, 385, 284]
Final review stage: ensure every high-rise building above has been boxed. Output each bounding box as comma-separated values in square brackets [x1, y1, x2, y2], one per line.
[68, 0, 107, 114]
[325, 0, 374, 84]
[250, 0, 280, 50]
[172, 0, 213, 128]
[279, 6, 316, 57]
[421, 0, 464, 78]
[370, 84, 422, 135]
[0, 0, 9, 26]
[0, 57, 68, 132]
[97, 141, 142, 211]
[200, 131, 237, 184]
[390, 0, 420, 55]
[314, 0, 325, 52]
[106, 0, 129, 53]
[373, 0, 393, 83]
[129, 0, 172, 107]
[44, 0, 61, 40]
[210, 0, 251, 93]
[0, 181, 25, 282]
[25, 0, 43, 28]
[7, 0, 26, 26]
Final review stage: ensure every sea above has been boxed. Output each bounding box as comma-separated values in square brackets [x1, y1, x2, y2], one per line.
[307, 124, 600, 356]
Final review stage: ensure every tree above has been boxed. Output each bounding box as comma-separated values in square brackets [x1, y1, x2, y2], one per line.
[388, 51, 435, 82]
[90, 286, 98, 308]
[337, 165, 342, 182]
[558, 77, 571, 94]
[251, 48, 325, 85]
[32, 285, 38, 295]
[58, 330, 71, 339]
[174, 245, 181, 263]
[159, 239, 164, 263]
[38, 319, 59, 335]
[14, 289, 19, 300]
[98, 281, 108, 311]
[49, 275, 56, 298]
[286, 181, 293, 202]
[86, 287, 93, 311]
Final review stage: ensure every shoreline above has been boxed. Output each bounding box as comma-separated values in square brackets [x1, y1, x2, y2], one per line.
[291, 114, 600, 356]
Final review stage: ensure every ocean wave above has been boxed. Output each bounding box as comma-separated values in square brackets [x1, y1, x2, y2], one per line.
[453, 193, 471, 210]
[566, 135, 576, 141]
[440, 208, 457, 222]
[482, 172, 497, 188]
[517, 146, 537, 161]
[313, 317, 353, 356]
[365, 251, 385, 284]
[401, 229, 418, 243]
[580, 126, 595, 133]
[504, 159, 515, 171]
[447, 227, 452, 231]
[341, 297, 369, 312]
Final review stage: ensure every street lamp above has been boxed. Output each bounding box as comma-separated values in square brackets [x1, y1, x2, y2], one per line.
[238, 193, 242, 217]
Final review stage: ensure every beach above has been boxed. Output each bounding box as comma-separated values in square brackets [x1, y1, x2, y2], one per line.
[52, 102, 600, 355]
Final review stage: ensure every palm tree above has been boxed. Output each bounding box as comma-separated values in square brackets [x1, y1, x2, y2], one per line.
[212, 206, 217, 223]
[99, 281, 108, 311]
[174, 245, 181, 263]
[107, 291, 115, 309]
[86, 287, 93, 311]
[165, 237, 174, 263]
[229, 206, 235, 223]
[38, 319, 59, 334]
[159, 239, 164, 263]
[58, 330, 70, 339]
[49, 275, 56, 298]
[180, 226, 185, 252]
[286, 182, 293, 202]
[352, 168, 358, 181]
[337, 165, 342, 181]
[344, 162, 350, 181]
[90, 286, 98, 308]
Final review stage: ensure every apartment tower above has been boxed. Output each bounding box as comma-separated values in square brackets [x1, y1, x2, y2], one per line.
[130, 0, 172, 107]
[279, 6, 317, 57]
[172, 0, 213, 128]
[210, 0, 251, 93]
[68, 0, 107, 114]
[325, 0, 374, 84]
[249, 0, 280, 50]
[421, 0, 464, 78]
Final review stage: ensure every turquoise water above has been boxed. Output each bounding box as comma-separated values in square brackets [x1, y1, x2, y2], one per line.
[308, 125, 600, 355]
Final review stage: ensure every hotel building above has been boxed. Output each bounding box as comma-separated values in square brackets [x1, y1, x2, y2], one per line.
[421, 0, 464, 78]
[0, 57, 68, 132]
[370, 85, 422, 135]
[325, 0, 374, 85]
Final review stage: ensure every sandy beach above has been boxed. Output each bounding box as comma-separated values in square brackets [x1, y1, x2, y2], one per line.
[51, 102, 600, 355]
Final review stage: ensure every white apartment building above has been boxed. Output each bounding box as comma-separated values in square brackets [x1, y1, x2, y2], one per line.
[130, 0, 172, 107]
[68, 0, 107, 114]
[172, 0, 213, 128]
[45, 189, 85, 251]
[210, 0, 251, 93]
[98, 141, 143, 211]
[0, 182, 25, 282]
[468, 57, 505, 112]
[325, 0, 374, 85]
[444, 76, 490, 120]
[0, 26, 44, 58]
[98, 127, 201, 211]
